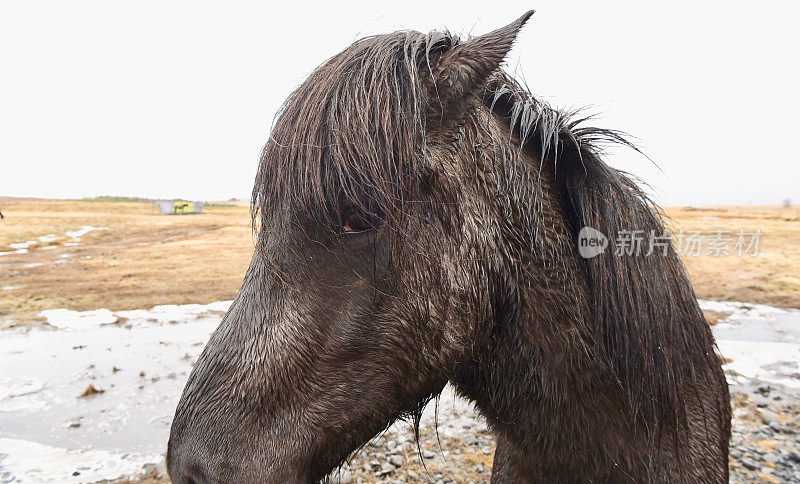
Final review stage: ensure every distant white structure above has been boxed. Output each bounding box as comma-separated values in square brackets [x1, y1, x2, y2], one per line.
[157, 200, 204, 214]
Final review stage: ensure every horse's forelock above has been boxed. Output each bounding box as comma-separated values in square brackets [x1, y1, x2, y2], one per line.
[251, 30, 445, 235]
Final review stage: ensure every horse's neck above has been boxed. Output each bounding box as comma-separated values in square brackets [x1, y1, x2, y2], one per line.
[450, 209, 621, 472]
[451, 185, 605, 405]
[451, 116, 619, 463]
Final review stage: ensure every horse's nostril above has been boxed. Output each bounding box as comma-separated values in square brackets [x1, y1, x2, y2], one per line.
[184, 462, 209, 484]
[169, 459, 210, 484]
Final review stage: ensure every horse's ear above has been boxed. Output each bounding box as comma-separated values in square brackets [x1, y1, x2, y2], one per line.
[426, 11, 534, 118]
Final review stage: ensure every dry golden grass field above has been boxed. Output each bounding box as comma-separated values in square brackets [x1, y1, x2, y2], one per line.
[0, 198, 253, 327]
[666, 205, 800, 308]
[1, 198, 799, 328]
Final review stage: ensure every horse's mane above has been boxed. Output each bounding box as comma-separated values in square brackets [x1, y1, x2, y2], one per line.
[252, 27, 728, 449]
[489, 73, 728, 440]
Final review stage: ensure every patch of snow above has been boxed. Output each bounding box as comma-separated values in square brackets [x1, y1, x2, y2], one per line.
[8, 241, 36, 250]
[2, 226, 106, 258]
[0, 379, 47, 413]
[39, 309, 118, 330]
[0, 379, 45, 399]
[206, 300, 233, 312]
[116, 301, 233, 325]
[64, 226, 108, 240]
[0, 438, 158, 483]
[706, 300, 800, 388]
[0, 249, 28, 256]
[717, 340, 800, 388]
[699, 299, 793, 319]
[23, 263, 44, 268]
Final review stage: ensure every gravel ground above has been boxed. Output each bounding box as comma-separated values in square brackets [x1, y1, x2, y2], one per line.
[126, 382, 800, 484]
[728, 383, 800, 483]
[311, 380, 799, 484]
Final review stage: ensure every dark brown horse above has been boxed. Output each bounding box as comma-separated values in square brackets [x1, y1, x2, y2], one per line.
[168, 12, 730, 482]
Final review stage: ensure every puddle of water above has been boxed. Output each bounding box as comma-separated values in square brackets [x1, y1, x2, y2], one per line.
[700, 300, 800, 345]
[701, 300, 800, 388]
[0, 301, 230, 482]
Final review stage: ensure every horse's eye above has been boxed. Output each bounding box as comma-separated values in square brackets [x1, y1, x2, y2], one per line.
[341, 208, 375, 234]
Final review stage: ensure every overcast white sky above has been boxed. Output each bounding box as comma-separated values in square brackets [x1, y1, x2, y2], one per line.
[1, 1, 798, 205]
